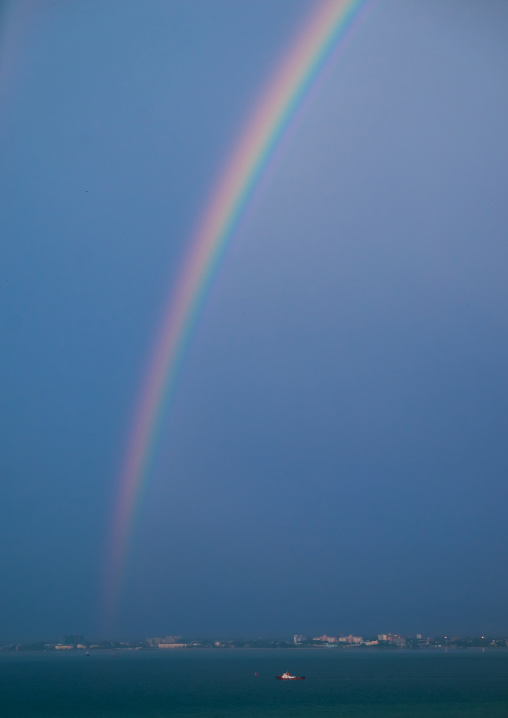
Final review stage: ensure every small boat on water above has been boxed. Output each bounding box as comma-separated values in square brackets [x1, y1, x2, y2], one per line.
[276, 672, 305, 680]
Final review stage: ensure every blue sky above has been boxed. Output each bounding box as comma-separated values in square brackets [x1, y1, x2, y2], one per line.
[1, 0, 508, 642]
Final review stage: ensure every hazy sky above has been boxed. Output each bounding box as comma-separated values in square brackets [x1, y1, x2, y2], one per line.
[1, 0, 508, 642]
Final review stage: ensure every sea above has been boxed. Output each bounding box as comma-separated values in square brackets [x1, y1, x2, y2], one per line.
[1, 648, 507, 717]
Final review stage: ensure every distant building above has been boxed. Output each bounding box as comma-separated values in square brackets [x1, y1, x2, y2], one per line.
[378, 633, 405, 645]
[313, 635, 337, 643]
[147, 635, 182, 647]
[61, 634, 84, 646]
[339, 635, 363, 644]
[294, 634, 306, 644]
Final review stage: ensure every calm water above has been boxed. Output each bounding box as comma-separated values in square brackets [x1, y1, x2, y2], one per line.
[1, 648, 507, 717]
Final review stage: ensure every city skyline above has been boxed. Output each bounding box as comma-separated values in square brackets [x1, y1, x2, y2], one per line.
[3, 630, 508, 651]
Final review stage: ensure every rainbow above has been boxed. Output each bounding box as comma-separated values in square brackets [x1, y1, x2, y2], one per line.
[103, 0, 368, 626]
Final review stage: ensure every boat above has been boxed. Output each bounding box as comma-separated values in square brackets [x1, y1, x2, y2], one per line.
[276, 672, 305, 680]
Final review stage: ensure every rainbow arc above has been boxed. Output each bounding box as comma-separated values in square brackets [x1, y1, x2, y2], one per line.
[103, 0, 368, 627]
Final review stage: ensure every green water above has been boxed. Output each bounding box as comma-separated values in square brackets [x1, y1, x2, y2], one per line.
[1, 648, 507, 717]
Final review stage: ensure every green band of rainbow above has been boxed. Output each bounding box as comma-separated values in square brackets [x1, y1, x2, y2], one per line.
[103, 0, 368, 626]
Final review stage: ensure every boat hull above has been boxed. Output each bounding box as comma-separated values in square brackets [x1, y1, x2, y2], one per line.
[276, 676, 305, 680]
